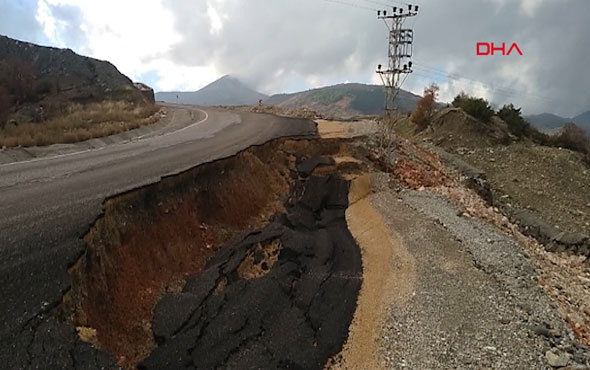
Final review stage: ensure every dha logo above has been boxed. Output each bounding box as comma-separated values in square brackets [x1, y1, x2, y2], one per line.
[477, 42, 523, 56]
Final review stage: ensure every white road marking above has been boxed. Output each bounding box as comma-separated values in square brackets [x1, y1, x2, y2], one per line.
[0, 108, 209, 169]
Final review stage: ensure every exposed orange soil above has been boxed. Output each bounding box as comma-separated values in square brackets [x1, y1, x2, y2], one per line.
[65, 144, 291, 369]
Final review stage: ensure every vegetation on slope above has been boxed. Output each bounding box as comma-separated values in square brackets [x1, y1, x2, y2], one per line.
[0, 101, 159, 147]
[0, 35, 156, 147]
[410, 83, 439, 131]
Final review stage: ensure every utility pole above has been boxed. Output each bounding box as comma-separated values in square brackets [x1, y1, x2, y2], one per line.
[376, 4, 419, 115]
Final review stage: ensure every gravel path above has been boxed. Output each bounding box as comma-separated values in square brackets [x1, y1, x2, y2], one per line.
[369, 174, 590, 369]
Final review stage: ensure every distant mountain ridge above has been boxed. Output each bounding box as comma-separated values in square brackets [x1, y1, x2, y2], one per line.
[573, 111, 590, 128]
[157, 76, 424, 118]
[266, 83, 422, 117]
[156, 75, 268, 106]
[526, 111, 590, 133]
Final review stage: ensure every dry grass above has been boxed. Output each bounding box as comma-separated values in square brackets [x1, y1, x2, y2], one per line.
[0, 101, 160, 148]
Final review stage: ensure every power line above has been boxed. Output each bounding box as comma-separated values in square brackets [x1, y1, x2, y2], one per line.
[322, 0, 377, 12]
[411, 70, 531, 102]
[359, 0, 392, 7]
[413, 62, 553, 102]
[411, 62, 554, 103]
[413, 65, 522, 97]
[414, 69, 551, 102]
[358, 0, 409, 8]
[411, 70, 518, 100]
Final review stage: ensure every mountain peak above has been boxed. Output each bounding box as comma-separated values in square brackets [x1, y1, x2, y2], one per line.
[156, 74, 267, 106]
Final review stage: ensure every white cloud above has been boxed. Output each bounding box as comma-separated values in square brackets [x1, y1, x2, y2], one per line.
[207, 3, 223, 35]
[36, 0, 220, 89]
[35, 0, 61, 47]
[521, 0, 545, 16]
[147, 60, 220, 92]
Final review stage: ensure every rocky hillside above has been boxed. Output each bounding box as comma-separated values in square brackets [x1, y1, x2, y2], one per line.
[0, 35, 152, 125]
[156, 75, 268, 106]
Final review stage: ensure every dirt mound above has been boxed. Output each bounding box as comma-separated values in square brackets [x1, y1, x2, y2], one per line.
[406, 108, 513, 150]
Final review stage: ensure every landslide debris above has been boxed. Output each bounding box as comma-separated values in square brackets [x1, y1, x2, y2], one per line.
[60, 137, 363, 369]
[141, 173, 362, 370]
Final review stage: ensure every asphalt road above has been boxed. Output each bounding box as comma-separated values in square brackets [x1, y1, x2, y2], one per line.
[0, 105, 316, 366]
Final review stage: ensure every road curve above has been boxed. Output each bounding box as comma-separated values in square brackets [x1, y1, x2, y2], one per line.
[0, 105, 316, 350]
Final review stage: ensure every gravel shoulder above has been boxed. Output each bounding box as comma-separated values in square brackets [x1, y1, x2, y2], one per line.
[330, 151, 590, 368]
[369, 176, 590, 369]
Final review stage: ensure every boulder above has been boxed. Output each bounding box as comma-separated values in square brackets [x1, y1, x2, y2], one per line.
[134, 82, 155, 103]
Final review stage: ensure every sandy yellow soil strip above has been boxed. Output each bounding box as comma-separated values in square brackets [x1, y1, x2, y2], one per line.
[330, 174, 417, 369]
[317, 120, 351, 139]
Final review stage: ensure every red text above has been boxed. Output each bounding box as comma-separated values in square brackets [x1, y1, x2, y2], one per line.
[477, 42, 523, 56]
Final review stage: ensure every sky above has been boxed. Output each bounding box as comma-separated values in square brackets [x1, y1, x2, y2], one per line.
[1, 0, 589, 117]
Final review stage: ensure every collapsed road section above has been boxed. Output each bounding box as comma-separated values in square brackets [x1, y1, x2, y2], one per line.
[142, 173, 361, 369]
[58, 137, 363, 369]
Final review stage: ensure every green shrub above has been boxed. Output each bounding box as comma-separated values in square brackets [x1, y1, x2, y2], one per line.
[458, 96, 495, 123]
[497, 104, 531, 137]
[451, 91, 468, 108]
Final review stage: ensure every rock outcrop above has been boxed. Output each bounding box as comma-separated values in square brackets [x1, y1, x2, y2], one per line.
[513, 209, 590, 257]
[134, 82, 155, 103]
